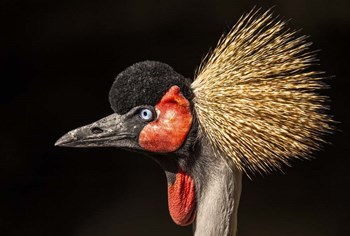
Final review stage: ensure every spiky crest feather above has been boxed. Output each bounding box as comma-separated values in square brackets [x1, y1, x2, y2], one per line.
[191, 8, 333, 175]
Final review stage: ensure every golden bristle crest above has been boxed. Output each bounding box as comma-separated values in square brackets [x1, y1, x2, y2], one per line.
[191, 8, 333, 175]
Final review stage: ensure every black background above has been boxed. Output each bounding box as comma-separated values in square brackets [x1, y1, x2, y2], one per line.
[1, 0, 349, 235]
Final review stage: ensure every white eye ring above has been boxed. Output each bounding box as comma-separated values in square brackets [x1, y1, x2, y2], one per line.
[140, 108, 153, 121]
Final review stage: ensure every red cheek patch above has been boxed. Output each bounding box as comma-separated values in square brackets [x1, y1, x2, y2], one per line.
[168, 171, 196, 226]
[139, 85, 192, 152]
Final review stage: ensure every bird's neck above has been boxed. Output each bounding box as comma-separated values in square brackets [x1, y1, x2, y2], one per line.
[192, 141, 242, 236]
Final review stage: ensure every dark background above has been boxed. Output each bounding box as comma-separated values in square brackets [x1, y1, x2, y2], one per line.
[1, 0, 349, 235]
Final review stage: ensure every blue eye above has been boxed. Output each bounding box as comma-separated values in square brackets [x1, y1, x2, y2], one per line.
[140, 108, 153, 121]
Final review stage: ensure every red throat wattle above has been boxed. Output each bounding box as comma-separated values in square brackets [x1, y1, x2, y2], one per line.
[138, 85, 192, 152]
[138, 85, 196, 225]
[167, 171, 196, 226]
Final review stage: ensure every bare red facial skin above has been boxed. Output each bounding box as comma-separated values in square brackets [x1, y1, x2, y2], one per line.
[139, 85, 192, 152]
[168, 171, 196, 226]
[139, 86, 195, 225]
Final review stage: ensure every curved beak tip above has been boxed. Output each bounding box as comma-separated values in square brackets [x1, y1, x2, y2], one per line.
[55, 133, 76, 147]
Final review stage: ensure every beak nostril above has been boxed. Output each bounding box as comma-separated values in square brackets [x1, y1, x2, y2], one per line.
[91, 127, 104, 134]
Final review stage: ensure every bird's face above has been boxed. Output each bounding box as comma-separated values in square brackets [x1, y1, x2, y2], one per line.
[56, 61, 198, 226]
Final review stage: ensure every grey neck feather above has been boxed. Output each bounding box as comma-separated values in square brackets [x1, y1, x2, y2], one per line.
[191, 138, 242, 236]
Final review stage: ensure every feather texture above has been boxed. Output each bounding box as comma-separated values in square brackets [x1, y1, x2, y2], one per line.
[191, 8, 333, 175]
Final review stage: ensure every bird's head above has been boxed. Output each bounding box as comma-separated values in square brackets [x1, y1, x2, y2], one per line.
[55, 9, 334, 233]
[56, 61, 199, 226]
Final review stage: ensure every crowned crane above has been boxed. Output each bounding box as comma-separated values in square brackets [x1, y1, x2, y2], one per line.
[55, 9, 332, 236]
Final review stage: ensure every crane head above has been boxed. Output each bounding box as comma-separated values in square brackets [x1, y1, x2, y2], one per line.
[55, 9, 334, 232]
[55, 61, 198, 226]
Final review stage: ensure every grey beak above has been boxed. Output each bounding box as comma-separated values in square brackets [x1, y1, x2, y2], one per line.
[55, 113, 128, 148]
